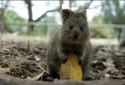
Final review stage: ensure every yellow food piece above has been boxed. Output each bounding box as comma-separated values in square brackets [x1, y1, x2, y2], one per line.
[59, 54, 83, 80]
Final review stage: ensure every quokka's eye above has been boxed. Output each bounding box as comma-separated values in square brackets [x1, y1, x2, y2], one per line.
[80, 26, 83, 31]
[69, 25, 73, 30]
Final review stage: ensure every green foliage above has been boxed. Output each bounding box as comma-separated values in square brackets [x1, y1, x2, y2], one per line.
[4, 10, 26, 33]
[101, 0, 125, 24]
[91, 0, 125, 39]
[4, 9, 57, 37]
[30, 16, 57, 37]
[101, 0, 125, 39]
[90, 15, 113, 39]
[91, 28, 113, 39]
[102, 0, 125, 39]
[91, 16, 104, 24]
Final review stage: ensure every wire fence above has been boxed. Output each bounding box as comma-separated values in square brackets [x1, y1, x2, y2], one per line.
[1, 22, 125, 28]
[0, 22, 124, 45]
[0, 22, 125, 39]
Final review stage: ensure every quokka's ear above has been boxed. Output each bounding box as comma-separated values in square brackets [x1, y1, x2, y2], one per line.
[62, 9, 73, 23]
[79, 10, 87, 19]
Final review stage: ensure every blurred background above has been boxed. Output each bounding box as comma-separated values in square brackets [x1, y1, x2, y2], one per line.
[0, 0, 125, 46]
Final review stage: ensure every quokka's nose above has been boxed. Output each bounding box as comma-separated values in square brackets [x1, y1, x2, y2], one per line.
[73, 34, 79, 39]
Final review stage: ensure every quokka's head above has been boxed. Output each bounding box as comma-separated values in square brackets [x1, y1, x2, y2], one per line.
[61, 9, 89, 43]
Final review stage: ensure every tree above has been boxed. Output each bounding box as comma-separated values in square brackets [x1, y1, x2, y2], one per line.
[78, 0, 94, 12]
[24, 0, 63, 34]
[4, 10, 26, 33]
[0, 0, 9, 32]
[69, 0, 76, 9]
[33, 16, 56, 37]
[101, 0, 125, 46]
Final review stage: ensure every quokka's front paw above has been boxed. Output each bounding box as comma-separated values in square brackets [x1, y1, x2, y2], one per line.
[62, 57, 68, 63]
[61, 56, 68, 63]
[83, 76, 95, 81]
[59, 53, 68, 63]
[78, 59, 82, 65]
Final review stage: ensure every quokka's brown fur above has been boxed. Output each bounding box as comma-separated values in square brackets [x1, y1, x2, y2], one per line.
[46, 9, 92, 80]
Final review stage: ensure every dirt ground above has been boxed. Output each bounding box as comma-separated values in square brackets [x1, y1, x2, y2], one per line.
[0, 34, 125, 84]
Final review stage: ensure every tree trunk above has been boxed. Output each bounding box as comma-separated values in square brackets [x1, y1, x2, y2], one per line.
[69, 0, 72, 9]
[25, 0, 34, 34]
[119, 28, 125, 47]
[0, 0, 9, 38]
[27, 23, 34, 35]
[24, 0, 63, 35]
[0, 8, 4, 32]
[59, 0, 63, 12]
